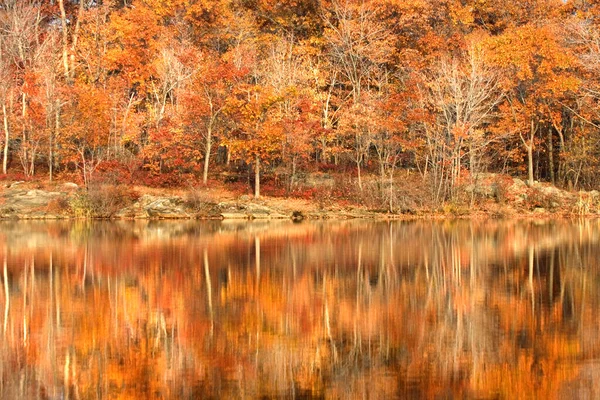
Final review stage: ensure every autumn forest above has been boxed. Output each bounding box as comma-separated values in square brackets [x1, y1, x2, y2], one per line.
[1, 0, 600, 210]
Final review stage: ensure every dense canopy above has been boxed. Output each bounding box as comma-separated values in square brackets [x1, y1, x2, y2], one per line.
[0, 0, 598, 204]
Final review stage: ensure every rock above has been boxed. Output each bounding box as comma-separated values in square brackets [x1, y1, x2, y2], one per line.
[537, 184, 567, 198]
[465, 181, 496, 198]
[115, 195, 190, 219]
[0, 188, 66, 219]
[25, 189, 39, 197]
[62, 182, 79, 189]
[114, 206, 146, 219]
[533, 207, 546, 214]
[246, 204, 271, 214]
[218, 201, 245, 211]
[291, 211, 304, 222]
[509, 178, 528, 190]
[7, 181, 24, 188]
[221, 212, 249, 219]
[145, 197, 189, 218]
[218, 201, 292, 220]
[17, 189, 61, 204]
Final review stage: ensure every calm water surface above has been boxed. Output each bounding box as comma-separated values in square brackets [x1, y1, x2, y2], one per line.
[1, 219, 599, 399]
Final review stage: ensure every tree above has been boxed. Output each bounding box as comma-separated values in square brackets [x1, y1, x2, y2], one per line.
[323, 0, 394, 104]
[225, 84, 284, 198]
[560, 6, 600, 188]
[0, 38, 13, 175]
[62, 84, 112, 187]
[419, 41, 504, 201]
[282, 95, 321, 190]
[105, 2, 163, 90]
[485, 24, 579, 187]
[371, 75, 417, 212]
[0, 0, 46, 176]
[149, 44, 195, 129]
[180, 54, 235, 185]
[323, 0, 395, 190]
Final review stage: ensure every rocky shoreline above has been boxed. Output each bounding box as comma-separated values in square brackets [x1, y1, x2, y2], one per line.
[0, 181, 374, 221]
[1, 175, 600, 221]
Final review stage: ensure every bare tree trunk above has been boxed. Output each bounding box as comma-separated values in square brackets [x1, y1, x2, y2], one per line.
[69, 0, 85, 80]
[389, 168, 394, 213]
[50, 102, 60, 181]
[2, 102, 8, 174]
[547, 128, 555, 185]
[527, 143, 534, 187]
[203, 125, 212, 185]
[290, 156, 297, 190]
[254, 155, 260, 199]
[522, 120, 537, 187]
[80, 149, 88, 188]
[21, 93, 27, 173]
[58, 0, 70, 79]
[557, 138, 566, 186]
[29, 144, 37, 177]
[356, 157, 363, 191]
[119, 93, 136, 155]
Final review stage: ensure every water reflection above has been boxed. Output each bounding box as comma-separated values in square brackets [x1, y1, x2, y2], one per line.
[1, 219, 600, 399]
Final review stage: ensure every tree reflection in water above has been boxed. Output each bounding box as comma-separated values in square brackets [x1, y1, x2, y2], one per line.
[0, 219, 599, 399]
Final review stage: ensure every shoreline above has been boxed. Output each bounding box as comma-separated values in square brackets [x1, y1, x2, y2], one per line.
[2, 177, 600, 221]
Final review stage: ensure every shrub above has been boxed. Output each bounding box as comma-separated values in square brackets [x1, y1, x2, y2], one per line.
[70, 184, 139, 218]
[526, 188, 558, 211]
[442, 202, 470, 216]
[138, 171, 195, 188]
[45, 196, 71, 215]
[69, 191, 93, 218]
[290, 186, 318, 200]
[95, 160, 131, 185]
[3, 171, 29, 182]
[574, 192, 600, 215]
[185, 187, 218, 214]
[313, 186, 333, 209]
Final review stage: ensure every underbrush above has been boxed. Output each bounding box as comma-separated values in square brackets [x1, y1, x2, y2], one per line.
[70, 184, 139, 218]
[184, 186, 220, 215]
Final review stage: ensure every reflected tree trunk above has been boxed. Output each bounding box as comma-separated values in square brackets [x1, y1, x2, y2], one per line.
[529, 245, 535, 315]
[22, 258, 27, 345]
[322, 273, 338, 365]
[254, 156, 260, 199]
[547, 128, 555, 184]
[255, 236, 260, 285]
[204, 249, 213, 336]
[3, 253, 8, 336]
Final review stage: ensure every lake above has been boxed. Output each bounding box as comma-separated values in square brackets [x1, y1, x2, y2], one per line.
[0, 219, 599, 399]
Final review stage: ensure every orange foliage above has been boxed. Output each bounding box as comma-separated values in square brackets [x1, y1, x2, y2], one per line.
[0, 0, 599, 195]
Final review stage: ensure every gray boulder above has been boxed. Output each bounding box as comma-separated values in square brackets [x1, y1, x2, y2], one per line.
[116, 195, 190, 219]
[0, 188, 65, 218]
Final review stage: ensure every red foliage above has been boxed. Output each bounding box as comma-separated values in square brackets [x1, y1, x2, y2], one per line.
[137, 170, 198, 188]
